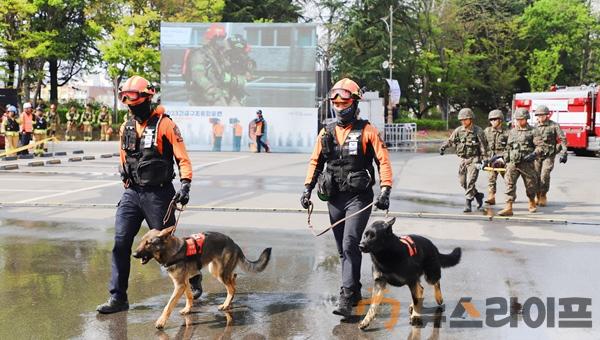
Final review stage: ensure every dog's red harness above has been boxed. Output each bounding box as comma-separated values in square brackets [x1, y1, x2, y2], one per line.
[399, 235, 417, 257]
[185, 233, 206, 256]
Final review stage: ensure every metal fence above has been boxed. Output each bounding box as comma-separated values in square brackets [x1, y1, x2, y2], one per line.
[384, 123, 417, 152]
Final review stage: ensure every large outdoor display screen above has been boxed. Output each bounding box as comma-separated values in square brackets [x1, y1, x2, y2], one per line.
[160, 22, 318, 152]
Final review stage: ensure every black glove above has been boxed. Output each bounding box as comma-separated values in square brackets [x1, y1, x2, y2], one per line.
[439, 145, 446, 156]
[375, 186, 391, 210]
[523, 152, 537, 162]
[300, 186, 312, 209]
[175, 180, 191, 205]
[559, 153, 568, 164]
[490, 155, 502, 164]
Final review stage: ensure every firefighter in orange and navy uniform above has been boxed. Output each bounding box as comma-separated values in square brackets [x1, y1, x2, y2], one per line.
[301, 78, 393, 317]
[97, 75, 202, 314]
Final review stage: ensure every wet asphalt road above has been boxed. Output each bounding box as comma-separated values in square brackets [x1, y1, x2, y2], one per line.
[1, 142, 599, 339]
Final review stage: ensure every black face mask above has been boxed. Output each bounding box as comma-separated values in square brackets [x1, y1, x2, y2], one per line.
[129, 100, 151, 123]
[333, 101, 358, 127]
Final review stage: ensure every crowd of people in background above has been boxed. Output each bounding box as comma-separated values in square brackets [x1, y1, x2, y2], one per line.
[1, 102, 128, 155]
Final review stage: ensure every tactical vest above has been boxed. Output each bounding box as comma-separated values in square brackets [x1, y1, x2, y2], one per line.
[507, 126, 536, 164]
[121, 114, 175, 186]
[66, 112, 77, 122]
[537, 121, 560, 157]
[454, 126, 483, 158]
[321, 120, 375, 193]
[5, 118, 19, 132]
[34, 118, 47, 130]
[485, 126, 508, 155]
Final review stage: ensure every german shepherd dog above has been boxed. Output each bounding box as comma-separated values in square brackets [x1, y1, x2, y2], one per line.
[132, 226, 272, 329]
[357, 218, 461, 330]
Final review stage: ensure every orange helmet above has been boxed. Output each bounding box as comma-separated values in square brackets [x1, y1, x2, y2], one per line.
[118, 76, 155, 106]
[204, 23, 226, 42]
[329, 78, 362, 104]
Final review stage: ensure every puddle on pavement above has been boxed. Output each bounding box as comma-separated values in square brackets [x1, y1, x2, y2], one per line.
[0, 218, 504, 339]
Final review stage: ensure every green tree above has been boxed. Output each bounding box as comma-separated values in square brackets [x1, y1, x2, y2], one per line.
[518, 0, 596, 90]
[154, 0, 225, 22]
[222, 0, 301, 22]
[99, 7, 160, 114]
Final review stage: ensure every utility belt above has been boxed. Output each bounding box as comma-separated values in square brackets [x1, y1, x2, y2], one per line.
[34, 129, 47, 134]
[4, 131, 19, 136]
[317, 168, 372, 201]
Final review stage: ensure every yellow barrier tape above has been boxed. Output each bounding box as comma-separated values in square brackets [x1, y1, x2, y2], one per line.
[0, 136, 59, 158]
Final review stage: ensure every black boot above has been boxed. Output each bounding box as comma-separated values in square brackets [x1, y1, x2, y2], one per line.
[189, 274, 203, 300]
[475, 192, 484, 210]
[352, 290, 363, 307]
[463, 199, 473, 213]
[333, 288, 354, 317]
[96, 297, 129, 314]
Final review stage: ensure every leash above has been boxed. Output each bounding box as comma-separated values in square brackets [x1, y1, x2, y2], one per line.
[307, 200, 385, 237]
[163, 198, 186, 235]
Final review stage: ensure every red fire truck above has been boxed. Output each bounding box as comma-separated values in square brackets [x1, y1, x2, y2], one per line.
[513, 85, 600, 156]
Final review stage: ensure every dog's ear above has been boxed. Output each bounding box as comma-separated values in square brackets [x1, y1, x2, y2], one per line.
[158, 226, 175, 237]
[384, 217, 396, 233]
[385, 217, 396, 227]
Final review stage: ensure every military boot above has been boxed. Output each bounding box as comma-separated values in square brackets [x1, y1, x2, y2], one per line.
[498, 202, 513, 216]
[475, 192, 484, 210]
[528, 198, 537, 213]
[538, 193, 547, 207]
[333, 288, 354, 317]
[485, 191, 496, 205]
[463, 199, 473, 213]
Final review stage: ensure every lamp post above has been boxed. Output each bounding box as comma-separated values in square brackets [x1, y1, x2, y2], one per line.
[381, 5, 394, 124]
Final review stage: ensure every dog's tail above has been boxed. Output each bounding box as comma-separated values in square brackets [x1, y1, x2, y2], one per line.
[439, 247, 461, 268]
[238, 247, 272, 273]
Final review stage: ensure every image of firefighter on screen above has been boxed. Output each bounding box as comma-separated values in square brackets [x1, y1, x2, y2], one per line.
[182, 24, 255, 106]
[161, 22, 317, 108]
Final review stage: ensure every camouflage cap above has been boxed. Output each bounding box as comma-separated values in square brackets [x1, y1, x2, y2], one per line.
[534, 105, 550, 116]
[458, 108, 474, 120]
[513, 108, 530, 120]
[488, 109, 504, 120]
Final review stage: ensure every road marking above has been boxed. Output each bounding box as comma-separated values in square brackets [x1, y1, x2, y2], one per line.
[0, 177, 115, 182]
[15, 181, 121, 204]
[192, 155, 250, 171]
[0, 189, 63, 193]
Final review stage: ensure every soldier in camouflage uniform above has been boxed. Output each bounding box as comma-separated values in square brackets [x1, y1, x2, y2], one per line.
[533, 105, 568, 207]
[483, 109, 509, 205]
[498, 108, 542, 216]
[440, 108, 488, 212]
